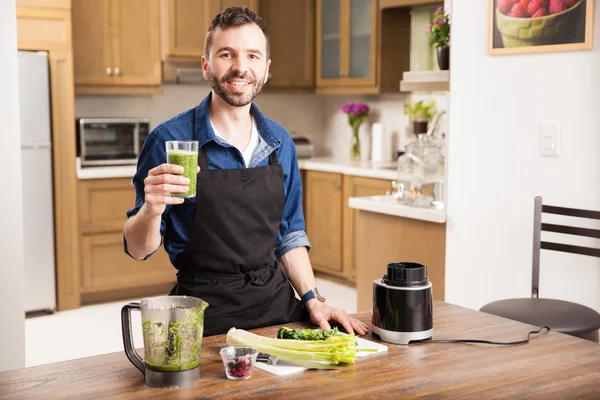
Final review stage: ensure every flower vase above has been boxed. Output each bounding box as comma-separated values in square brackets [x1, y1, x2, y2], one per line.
[351, 125, 361, 160]
[437, 46, 450, 70]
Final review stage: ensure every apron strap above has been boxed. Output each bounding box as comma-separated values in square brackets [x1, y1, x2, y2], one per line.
[268, 149, 279, 165]
[198, 145, 209, 171]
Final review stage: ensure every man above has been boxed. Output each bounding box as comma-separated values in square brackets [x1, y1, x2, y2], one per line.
[123, 6, 368, 337]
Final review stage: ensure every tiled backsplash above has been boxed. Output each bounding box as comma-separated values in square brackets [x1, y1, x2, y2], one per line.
[75, 84, 449, 160]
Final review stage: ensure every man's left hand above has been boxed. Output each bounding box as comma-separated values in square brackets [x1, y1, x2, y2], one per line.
[306, 300, 369, 335]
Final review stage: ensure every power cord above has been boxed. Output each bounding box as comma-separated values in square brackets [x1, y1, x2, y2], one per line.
[418, 326, 551, 345]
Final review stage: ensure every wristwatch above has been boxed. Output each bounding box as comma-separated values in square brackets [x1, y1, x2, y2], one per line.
[301, 286, 327, 308]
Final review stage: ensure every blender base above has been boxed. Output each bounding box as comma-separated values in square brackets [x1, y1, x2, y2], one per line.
[145, 365, 200, 388]
[372, 326, 433, 345]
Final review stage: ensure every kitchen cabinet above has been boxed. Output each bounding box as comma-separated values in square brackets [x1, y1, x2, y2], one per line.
[72, 0, 161, 94]
[304, 171, 344, 274]
[303, 170, 392, 281]
[261, 0, 315, 90]
[315, 0, 411, 94]
[17, 0, 70, 9]
[342, 175, 392, 280]
[160, 0, 259, 62]
[78, 178, 176, 304]
[379, 0, 440, 8]
[161, 0, 209, 61]
[355, 210, 446, 312]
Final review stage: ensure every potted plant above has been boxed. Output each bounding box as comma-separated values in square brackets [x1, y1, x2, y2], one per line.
[403, 100, 436, 135]
[425, 6, 450, 70]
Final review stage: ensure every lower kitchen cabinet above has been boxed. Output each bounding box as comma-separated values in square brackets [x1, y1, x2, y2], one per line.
[342, 175, 393, 280]
[81, 232, 174, 293]
[304, 171, 344, 274]
[355, 210, 446, 312]
[303, 170, 392, 282]
[78, 178, 176, 303]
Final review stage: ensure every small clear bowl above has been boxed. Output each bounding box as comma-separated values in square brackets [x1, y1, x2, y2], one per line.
[219, 346, 258, 380]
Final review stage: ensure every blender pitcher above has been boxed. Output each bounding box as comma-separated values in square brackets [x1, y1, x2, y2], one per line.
[121, 295, 209, 388]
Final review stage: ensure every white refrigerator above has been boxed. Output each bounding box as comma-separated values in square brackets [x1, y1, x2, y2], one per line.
[18, 51, 57, 314]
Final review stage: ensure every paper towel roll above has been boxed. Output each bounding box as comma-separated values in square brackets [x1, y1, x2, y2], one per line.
[371, 123, 392, 164]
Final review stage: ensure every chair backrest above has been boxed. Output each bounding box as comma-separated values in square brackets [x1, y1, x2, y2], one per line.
[531, 196, 600, 298]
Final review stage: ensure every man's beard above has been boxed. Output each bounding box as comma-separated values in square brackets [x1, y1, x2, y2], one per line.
[209, 69, 265, 107]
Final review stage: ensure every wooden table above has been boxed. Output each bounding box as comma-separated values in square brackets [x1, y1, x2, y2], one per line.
[2, 301, 599, 399]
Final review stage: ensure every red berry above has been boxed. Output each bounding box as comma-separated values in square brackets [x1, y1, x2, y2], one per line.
[532, 7, 548, 17]
[527, 0, 549, 15]
[498, 0, 512, 14]
[564, 0, 578, 7]
[520, 0, 530, 14]
[508, 3, 527, 17]
[549, 0, 567, 14]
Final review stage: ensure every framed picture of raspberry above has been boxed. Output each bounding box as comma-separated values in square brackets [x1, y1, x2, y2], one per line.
[488, 0, 594, 55]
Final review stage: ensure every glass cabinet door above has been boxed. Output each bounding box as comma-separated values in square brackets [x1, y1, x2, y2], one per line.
[320, 0, 341, 80]
[349, 0, 372, 79]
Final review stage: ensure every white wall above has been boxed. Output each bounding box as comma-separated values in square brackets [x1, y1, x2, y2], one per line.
[0, 0, 26, 371]
[446, 0, 600, 312]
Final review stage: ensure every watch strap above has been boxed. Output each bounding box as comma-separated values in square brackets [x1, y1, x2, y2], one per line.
[300, 290, 315, 308]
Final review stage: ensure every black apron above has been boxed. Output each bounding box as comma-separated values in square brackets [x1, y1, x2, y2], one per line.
[174, 112, 308, 336]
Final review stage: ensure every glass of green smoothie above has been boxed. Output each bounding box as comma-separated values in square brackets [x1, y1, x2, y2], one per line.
[166, 140, 199, 199]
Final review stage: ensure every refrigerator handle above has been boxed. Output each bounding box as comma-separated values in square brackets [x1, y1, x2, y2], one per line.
[21, 143, 52, 149]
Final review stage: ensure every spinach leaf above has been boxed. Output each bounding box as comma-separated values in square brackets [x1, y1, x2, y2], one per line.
[276, 326, 340, 340]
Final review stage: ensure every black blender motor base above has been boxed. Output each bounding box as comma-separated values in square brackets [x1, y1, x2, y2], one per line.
[145, 366, 201, 388]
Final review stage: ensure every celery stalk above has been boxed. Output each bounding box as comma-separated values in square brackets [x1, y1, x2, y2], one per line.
[225, 327, 358, 365]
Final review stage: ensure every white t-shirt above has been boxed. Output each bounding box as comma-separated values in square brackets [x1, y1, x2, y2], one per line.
[210, 117, 260, 168]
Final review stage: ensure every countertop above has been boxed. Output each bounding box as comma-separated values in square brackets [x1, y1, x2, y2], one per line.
[348, 195, 446, 223]
[2, 301, 599, 399]
[76, 157, 398, 180]
[297, 157, 398, 180]
[76, 158, 137, 180]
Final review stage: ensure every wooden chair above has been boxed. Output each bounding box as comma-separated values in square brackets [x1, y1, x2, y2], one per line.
[480, 196, 600, 342]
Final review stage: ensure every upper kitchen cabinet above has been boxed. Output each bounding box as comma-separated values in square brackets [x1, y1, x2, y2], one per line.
[161, 0, 259, 62]
[161, 0, 210, 61]
[72, 0, 161, 94]
[379, 0, 440, 8]
[261, 0, 315, 90]
[17, 0, 70, 9]
[316, 0, 411, 94]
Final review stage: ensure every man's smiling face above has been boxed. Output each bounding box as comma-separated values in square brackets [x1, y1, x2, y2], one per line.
[202, 23, 271, 107]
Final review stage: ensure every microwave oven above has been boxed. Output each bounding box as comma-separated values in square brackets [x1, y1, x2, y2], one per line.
[76, 118, 150, 167]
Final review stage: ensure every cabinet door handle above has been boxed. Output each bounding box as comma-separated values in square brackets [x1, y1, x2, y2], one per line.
[106, 67, 112, 76]
[339, 71, 347, 77]
[335, 183, 341, 190]
[114, 67, 120, 76]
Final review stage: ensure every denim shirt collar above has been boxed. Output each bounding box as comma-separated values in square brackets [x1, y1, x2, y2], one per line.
[193, 91, 282, 150]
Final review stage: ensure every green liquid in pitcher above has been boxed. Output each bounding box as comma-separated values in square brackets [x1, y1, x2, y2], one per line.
[167, 149, 198, 198]
[142, 307, 205, 372]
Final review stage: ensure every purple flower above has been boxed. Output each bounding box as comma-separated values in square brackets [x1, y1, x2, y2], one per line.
[425, 26, 432, 34]
[342, 102, 369, 117]
[435, 6, 443, 14]
[437, 19, 445, 26]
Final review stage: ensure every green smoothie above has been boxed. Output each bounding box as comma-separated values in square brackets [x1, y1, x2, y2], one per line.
[167, 149, 198, 198]
[142, 307, 205, 372]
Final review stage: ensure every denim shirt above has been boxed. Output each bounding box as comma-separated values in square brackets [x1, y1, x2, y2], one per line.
[124, 92, 311, 266]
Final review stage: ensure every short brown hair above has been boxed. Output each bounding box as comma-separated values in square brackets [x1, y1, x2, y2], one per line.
[204, 6, 270, 59]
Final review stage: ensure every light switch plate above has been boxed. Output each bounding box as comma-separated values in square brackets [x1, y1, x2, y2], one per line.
[539, 121, 560, 157]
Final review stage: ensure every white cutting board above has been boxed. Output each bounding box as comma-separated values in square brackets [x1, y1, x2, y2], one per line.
[254, 336, 388, 376]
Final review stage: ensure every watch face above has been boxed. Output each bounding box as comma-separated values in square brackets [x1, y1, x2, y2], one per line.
[315, 286, 327, 301]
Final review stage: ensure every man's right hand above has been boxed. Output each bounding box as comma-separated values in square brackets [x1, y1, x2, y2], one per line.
[142, 163, 192, 216]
